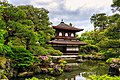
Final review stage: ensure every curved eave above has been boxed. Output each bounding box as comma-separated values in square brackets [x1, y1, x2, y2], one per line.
[53, 26, 84, 32]
[48, 40, 87, 45]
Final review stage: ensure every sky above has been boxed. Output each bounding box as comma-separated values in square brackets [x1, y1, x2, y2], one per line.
[8, 0, 113, 33]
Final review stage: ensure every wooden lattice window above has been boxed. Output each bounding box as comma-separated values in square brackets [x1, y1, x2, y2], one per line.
[59, 32, 62, 36]
[65, 33, 68, 36]
[71, 33, 74, 37]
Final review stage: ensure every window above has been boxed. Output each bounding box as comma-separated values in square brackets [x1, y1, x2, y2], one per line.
[65, 33, 68, 36]
[59, 32, 62, 36]
[66, 47, 79, 51]
[71, 33, 74, 37]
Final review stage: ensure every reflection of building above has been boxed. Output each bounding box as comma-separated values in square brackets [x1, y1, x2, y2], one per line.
[48, 21, 87, 55]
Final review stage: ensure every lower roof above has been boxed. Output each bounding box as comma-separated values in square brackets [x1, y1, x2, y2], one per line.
[48, 40, 87, 45]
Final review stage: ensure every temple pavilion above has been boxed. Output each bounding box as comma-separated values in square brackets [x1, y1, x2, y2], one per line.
[48, 21, 87, 55]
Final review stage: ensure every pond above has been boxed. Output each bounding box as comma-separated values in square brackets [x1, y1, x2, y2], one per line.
[34, 60, 109, 80]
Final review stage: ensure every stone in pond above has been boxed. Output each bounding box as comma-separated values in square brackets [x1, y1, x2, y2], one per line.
[108, 64, 119, 76]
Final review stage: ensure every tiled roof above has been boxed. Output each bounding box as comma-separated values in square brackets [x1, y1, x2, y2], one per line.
[48, 40, 87, 45]
[53, 22, 83, 32]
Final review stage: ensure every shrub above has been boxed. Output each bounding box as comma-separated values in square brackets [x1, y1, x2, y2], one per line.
[89, 74, 120, 80]
[25, 77, 56, 80]
[80, 44, 99, 54]
[106, 58, 113, 63]
[47, 48, 63, 56]
[0, 43, 13, 57]
[0, 74, 8, 79]
[106, 58, 120, 64]
[48, 68, 54, 74]
[103, 48, 120, 59]
[30, 46, 48, 55]
[48, 67, 63, 76]
[25, 77, 39, 80]
[10, 46, 36, 72]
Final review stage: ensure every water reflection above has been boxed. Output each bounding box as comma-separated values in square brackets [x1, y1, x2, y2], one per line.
[75, 73, 86, 80]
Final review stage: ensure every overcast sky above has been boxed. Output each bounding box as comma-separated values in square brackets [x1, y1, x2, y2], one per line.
[8, 0, 113, 33]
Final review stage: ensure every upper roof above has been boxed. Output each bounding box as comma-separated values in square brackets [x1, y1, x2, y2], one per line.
[53, 21, 84, 32]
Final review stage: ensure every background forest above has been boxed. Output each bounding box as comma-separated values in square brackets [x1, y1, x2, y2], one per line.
[80, 0, 120, 59]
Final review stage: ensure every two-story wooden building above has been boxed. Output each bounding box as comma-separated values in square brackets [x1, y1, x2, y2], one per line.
[48, 21, 87, 55]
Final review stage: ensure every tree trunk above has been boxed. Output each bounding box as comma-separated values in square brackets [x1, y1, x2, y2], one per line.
[4, 38, 10, 45]
[26, 38, 30, 50]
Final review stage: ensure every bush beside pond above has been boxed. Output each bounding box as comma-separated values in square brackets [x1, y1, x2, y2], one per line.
[89, 74, 120, 80]
[106, 58, 120, 64]
[78, 53, 105, 60]
[25, 77, 56, 80]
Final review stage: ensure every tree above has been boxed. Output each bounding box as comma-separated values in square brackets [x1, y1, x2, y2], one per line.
[80, 31, 105, 45]
[0, 2, 25, 45]
[108, 13, 120, 25]
[0, 2, 38, 50]
[82, 10, 120, 58]
[90, 13, 108, 31]
[111, 0, 120, 12]
[104, 18, 120, 39]
[18, 5, 55, 46]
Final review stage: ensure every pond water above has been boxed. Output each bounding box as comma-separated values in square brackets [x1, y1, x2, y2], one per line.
[34, 60, 109, 80]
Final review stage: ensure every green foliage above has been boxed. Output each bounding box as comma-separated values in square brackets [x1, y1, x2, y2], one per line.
[104, 19, 120, 39]
[81, 12, 120, 59]
[30, 45, 48, 55]
[96, 39, 120, 49]
[0, 1, 55, 53]
[47, 48, 63, 56]
[0, 30, 6, 44]
[106, 58, 114, 63]
[111, 0, 120, 12]
[25, 77, 56, 80]
[89, 74, 120, 80]
[48, 68, 54, 74]
[0, 1, 58, 79]
[10, 46, 35, 71]
[18, 5, 55, 46]
[0, 43, 13, 56]
[90, 13, 108, 31]
[106, 58, 120, 64]
[101, 48, 120, 59]
[80, 44, 99, 54]
[80, 31, 105, 45]
[0, 74, 8, 79]
[26, 77, 39, 80]
[59, 60, 67, 68]
[48, 67, 63, 76]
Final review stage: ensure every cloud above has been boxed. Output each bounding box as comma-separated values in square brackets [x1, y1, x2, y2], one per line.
[32, 0, 53, 3]
[8, 0, 31, 5]
[64, 0, 113, 11]
[29, 0, 60, 11]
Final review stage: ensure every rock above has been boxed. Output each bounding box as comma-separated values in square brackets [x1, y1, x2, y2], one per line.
[0, 57, 7, 69]
[40, 68, 48, 74]
[6, 59, 10, 69]
[77, 59, 84, 63]
[64, 65, 72, 72]
[18, 72, 33, 77]
[52, 68, 63, 76]
[108, 64, 119, 76]
[33, 66, 41, 74]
